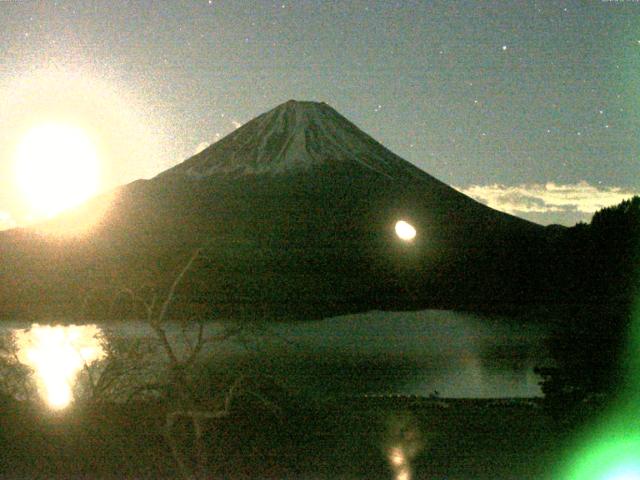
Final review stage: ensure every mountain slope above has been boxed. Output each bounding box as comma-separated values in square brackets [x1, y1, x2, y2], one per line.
[0, 100, 548, 321]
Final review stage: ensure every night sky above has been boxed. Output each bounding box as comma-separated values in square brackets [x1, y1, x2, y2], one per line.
[1, 0, 638, 227]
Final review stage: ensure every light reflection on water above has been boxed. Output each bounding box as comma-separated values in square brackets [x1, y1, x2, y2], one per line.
[384, 412, 424, 480]
[13, 324, 105, 409]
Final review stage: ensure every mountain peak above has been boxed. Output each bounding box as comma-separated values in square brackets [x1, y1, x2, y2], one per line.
[161, 100, 416, 179]
[265, 98, 336, 124]
[279, 99, 328, 109]
[265, 99, 341, 130]
[282, 98, 325, 106]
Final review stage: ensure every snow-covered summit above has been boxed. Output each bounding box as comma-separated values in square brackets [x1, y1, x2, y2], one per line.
[161, 100, 429, 180]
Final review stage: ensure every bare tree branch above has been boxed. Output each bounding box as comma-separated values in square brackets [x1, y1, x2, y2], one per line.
[155, 249, 201, 327]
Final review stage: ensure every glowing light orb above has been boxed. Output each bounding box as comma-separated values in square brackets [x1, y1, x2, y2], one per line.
[395, 220, 417, 241]
[13, 324, 106, 409]
[14, 123, 100, 217]
[562, 433, 640, 480]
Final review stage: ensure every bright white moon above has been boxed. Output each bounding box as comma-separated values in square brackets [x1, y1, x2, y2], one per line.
[14, 123, 100, 217]
[395, 220, 417, 241]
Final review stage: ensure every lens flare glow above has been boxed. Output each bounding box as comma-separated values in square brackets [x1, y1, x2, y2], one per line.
[562, 432, 640, 480]
[605, 467, 640, 480]
[395, 220, 417, 241]
[384, 413, 423, 480]
[14, 123, 100, 218]
[389, 446, 405, 467]
[387, 445, 412, 480]
[13, 324, 106, 410]
[557, 301, 640, 479]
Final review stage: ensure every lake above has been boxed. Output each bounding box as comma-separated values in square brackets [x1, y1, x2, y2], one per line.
[0, 310, 558, 479]
[1, 309, 549, 404]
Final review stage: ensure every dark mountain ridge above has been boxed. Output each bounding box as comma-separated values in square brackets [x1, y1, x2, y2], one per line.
[0, 100, 550, 321]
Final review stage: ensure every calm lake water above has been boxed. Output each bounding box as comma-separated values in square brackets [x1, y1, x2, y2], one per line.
[0, 310, 556, 479]
[1, 309, 548, 400]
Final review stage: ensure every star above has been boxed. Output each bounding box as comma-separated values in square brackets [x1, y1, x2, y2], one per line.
[502, 45, 507, 51]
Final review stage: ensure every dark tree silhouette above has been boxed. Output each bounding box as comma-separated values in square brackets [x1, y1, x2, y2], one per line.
[537, 196, 640, 425]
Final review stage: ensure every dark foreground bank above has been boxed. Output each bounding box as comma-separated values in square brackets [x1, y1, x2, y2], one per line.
[0, 395, 563, 480]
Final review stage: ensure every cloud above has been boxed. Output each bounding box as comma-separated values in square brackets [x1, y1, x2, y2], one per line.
[455, 181, 639, 216]
[192, 122, 240, 155]
[0, 211, 16, 231]
[193, 141, 210, 155]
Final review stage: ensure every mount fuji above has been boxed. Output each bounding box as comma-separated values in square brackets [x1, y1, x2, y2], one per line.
[0, 100, 549, 321]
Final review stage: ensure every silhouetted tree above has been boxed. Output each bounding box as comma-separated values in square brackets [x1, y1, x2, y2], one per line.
[120, 250, 282, 480]
[537, 197, 640, 426]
